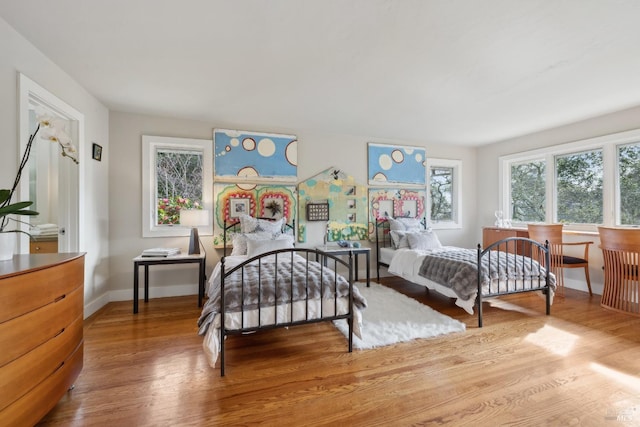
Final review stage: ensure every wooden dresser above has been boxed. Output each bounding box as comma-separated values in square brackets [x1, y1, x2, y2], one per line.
[0, 253, 85, 426]
[482, 226, 530, 254]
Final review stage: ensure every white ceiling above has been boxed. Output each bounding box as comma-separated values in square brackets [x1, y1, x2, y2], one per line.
[2, 0, 640, 146]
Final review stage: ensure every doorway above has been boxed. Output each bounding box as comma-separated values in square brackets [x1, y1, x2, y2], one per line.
[18, 73, 85, 254]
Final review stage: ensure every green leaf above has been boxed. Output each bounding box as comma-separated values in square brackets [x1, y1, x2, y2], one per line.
[0, 201, 38, 217]
[0, 189, 10, 204]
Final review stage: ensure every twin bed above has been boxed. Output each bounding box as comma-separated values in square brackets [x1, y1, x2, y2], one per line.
[375, 217, 556, 327]
[197, 215, 367, 375]
[198, 214, 556, 374]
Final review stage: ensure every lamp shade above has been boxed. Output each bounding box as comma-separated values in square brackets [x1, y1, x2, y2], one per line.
[180, 209, 210, 227]
[180, 209, 210, 255]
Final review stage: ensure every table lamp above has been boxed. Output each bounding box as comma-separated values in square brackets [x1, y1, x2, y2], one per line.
[180, 209, 210, 255]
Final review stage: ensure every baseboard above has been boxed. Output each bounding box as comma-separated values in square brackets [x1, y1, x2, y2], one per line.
[84, 284, 199, 318]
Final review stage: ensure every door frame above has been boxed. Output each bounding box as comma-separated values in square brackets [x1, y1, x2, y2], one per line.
[17, 73, 85, 254]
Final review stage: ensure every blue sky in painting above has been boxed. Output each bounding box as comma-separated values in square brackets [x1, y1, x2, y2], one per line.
[214, 130, 297, 179]
[368, 143, 426, 184]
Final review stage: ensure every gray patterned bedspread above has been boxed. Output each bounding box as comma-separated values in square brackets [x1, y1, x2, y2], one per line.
[198, 253, 367, 335]
[417, 248, 556, 301]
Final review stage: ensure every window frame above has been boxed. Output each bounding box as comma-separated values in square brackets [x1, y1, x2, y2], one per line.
[142, 135, 213, 238]
[499, 128, 640, 231]
[426, 158, 462, 230]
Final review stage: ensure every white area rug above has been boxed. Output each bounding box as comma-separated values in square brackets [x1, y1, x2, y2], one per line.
[334, 282, 466, 349]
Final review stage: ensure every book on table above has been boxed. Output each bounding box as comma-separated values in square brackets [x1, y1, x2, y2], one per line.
[141, 248, 181, 257]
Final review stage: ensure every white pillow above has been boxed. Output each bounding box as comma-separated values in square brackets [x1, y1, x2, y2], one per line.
[387, 217, 422, 232]
[387, 217, 405, 232]
[389, 230, 410, 249]
[406, 230, 442, 251]
[395, 217, 422, 232]
[246, 235, 294, 258]
[238, 214, 284, 234]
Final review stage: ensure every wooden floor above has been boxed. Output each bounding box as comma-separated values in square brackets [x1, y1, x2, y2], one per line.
[38, 278, 640, 426]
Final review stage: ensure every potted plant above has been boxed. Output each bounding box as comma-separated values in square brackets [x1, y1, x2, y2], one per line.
[0, 113, 78, 260]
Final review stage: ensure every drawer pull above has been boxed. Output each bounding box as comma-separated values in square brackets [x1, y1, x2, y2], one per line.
[54, 294, 67, 302]
[54, 328, 65, 337]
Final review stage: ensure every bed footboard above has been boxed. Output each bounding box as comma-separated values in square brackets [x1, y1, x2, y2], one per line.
[219, 248, 356, 376]
[477, 237, 552, 327]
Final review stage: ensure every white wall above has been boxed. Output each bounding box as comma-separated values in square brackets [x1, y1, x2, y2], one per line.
[108, 111, 477, 300]
[0, 16, 110, 317]
[476, 105, 640, 294]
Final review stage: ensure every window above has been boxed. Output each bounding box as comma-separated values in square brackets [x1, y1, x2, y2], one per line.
[618, 142, 640, 225]
[555, 150, 603, 224]
[427, 158, 461, 229]
[510, 159, 545, 222]
[500, 129, 640, 229]
[142, 136, 213, 237]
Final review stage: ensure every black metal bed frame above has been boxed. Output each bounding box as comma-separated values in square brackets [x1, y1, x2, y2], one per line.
[374, 219, 553, 327]
[217, 218, 355, 376]
[476, 237, 551, 327]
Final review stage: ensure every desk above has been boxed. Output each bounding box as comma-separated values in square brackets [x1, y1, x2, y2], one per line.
[133, 253, 206, 314]
[315, 246, 371, 287]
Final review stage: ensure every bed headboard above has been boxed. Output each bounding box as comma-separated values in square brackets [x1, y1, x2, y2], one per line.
[222, 217, 296, 256]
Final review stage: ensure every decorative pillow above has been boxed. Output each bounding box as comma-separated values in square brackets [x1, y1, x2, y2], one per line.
[246, 235, 294, 258]
[387, 217, 405, 232]
[395, 217, 422, 232]
[238, 214, 284, 235]
[229, 231, 272, 256]
[406, 230, 442, 251]
[256, 217, 284, 234]
[387, 216, 422, 232]
[389, 230, 410, 249]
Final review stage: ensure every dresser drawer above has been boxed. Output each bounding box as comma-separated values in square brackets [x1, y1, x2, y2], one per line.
[0, 286, 83, 367]
[0, 256, 83, 323]
[0, 315, 83, 412]
[0, 343, 83, 427]
[30, 240, 58, 253]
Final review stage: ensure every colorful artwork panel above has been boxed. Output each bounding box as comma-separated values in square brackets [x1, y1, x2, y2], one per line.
[368, 143, 426, 185]
[213, 183, 297, 247]
[214, 129, 297, 182]
[368, 188, 426, 239]
[297, 167, 368, 242]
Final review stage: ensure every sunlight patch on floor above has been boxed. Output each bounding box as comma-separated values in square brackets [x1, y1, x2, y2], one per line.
[524, 324, 578, 356]
[591, 362, 640, 393]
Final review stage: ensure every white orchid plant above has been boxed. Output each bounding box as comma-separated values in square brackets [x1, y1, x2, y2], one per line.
[0, 112, 78, 233]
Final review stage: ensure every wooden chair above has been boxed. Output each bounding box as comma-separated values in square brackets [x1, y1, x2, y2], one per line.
[527, 224, 593, 296]
[598, 227, 640, 316]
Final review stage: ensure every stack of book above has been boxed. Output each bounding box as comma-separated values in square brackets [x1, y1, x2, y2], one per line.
[141, 248, 181, 257]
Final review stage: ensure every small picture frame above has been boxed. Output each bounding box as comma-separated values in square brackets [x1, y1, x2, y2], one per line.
[346, 199, 356, 210]
[306, 202, 329, 221]
[401, 200, 417, 218]
[92, 143, 102, 161]
[377, 199, 394, 219]
[262, 197, 284, 219]
[229, 198, 250, 218]
[347, 213, 356, 223]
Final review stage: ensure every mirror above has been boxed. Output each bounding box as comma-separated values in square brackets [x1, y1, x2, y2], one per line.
[18, 73, 84, 254]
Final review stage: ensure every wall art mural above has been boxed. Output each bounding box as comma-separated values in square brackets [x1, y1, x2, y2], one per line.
[368, 187, 426, 238]
[214, 128, 297, 183]
[367, 142, 426, 186]
[213, 183, 297, 246]
[297, 168, 368, 243]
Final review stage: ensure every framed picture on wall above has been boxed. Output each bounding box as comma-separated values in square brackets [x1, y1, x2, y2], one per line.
[401, 200, 417, 218]
[92, 143, 102, 161]
[229, 198, 250, 218]
[262, 197, 285, 219]
[378, 199, 394, 219]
